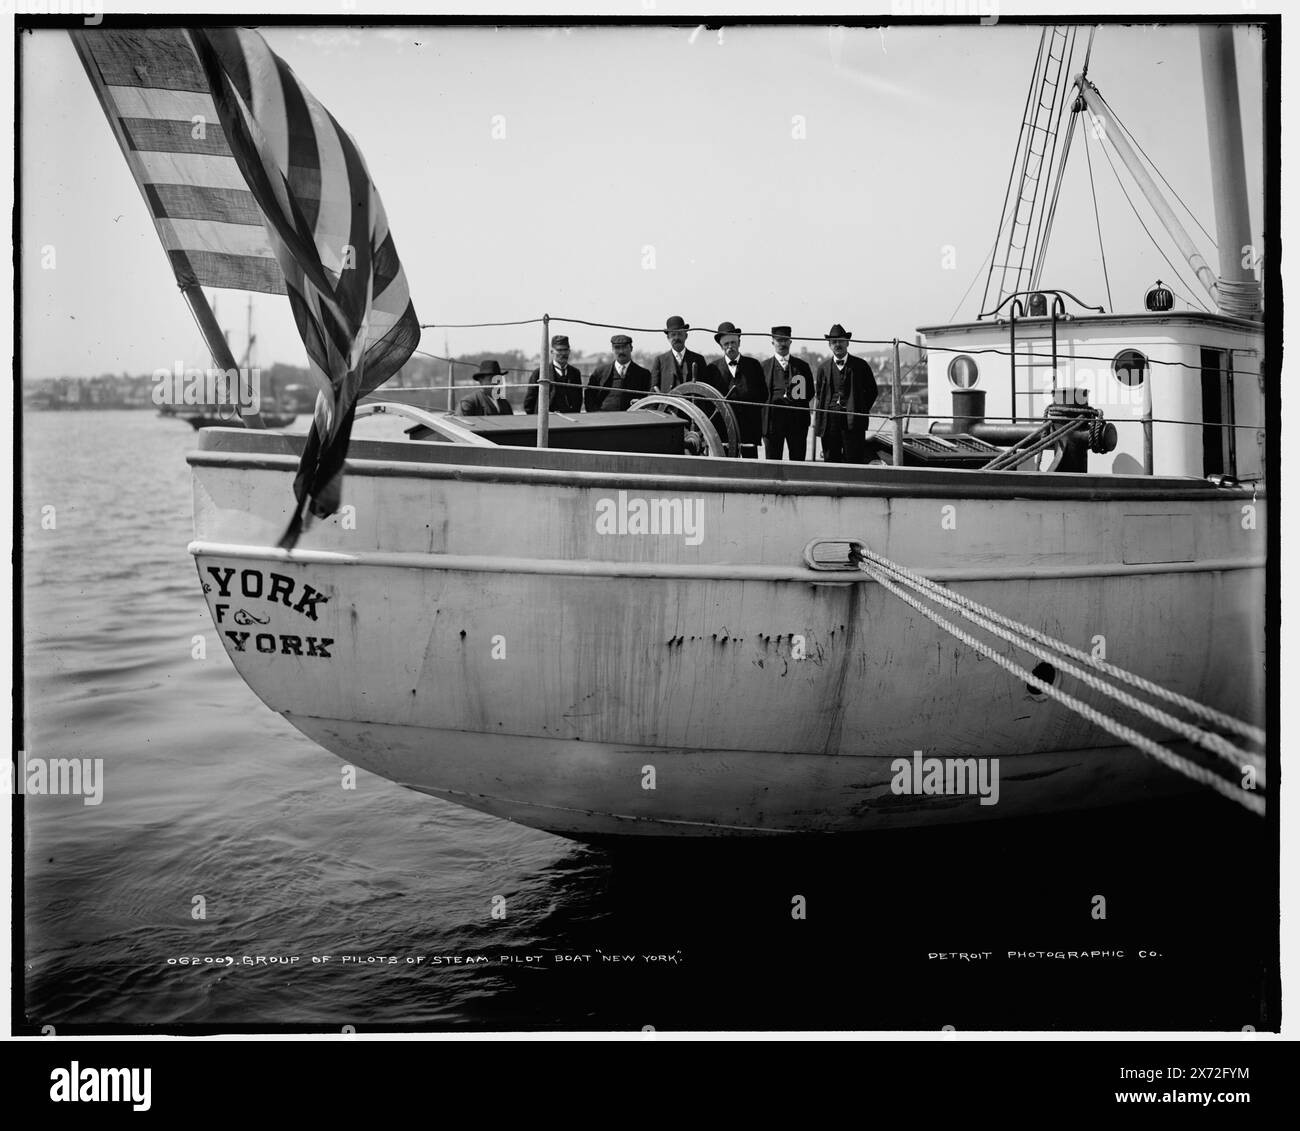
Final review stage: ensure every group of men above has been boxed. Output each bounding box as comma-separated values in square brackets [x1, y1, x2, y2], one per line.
[459, 315, 879, 463]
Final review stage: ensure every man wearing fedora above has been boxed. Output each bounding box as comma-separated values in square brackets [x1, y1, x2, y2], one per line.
[524, 334, 583, 414]
[648, 315, 711, 392]
[814, 323, 877, 462]
[761, 325, 815, 461]
[458, 359, 515, 416]
[586, 334, 653, 412]
[707, 322, 767, 458]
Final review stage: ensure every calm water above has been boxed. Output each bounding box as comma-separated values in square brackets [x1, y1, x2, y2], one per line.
[20, 410, 1275, 1032]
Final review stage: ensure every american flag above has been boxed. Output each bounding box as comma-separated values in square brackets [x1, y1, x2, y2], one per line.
[71, 27, 421, 547]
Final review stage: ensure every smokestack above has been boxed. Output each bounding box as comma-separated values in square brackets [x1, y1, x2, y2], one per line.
[1199, 26, 1262, 318]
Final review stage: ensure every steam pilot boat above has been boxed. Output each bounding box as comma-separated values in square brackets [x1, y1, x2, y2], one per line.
[74, 24, 1268, 837]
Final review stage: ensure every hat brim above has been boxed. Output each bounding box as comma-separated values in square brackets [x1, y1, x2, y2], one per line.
[665, 325, 691, 332]
[824, 332, 852, 340]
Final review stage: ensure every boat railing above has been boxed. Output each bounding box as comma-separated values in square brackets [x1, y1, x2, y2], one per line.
[360, 310, 1264, 472]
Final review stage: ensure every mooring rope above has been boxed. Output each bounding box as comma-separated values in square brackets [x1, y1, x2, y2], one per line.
[852, 545, 1265, 815]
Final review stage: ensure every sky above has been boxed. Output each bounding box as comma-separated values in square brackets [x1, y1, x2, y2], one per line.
[20, 19, 1267, 378]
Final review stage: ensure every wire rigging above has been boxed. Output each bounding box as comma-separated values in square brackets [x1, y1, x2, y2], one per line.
[1104, 92, 1220, 251]
[1086, 106, 1214, 313]
[1026, 27, 1077, 289]
[981, 27, 1050, 316]
[1083, 124, 1115, 311]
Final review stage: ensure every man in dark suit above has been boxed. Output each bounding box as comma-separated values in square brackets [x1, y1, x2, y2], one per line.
[585, 334, 653, 412]
[524, 333, 583, 414]
[813, 323, 877, 462]
[458, 359, 515, 416]
[707, 321, 767, 458]
[648, 315, 712, 392]
[760, 325, 814, 461]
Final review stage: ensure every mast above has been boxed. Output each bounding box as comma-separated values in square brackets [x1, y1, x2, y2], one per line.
[243, 293, 257, 370]
[1198, 26, 1262, 317]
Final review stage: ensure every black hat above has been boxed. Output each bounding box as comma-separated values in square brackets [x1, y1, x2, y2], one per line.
[771, 325, 792, 338]
[473, 359, 506, 381]
[550, 334, 570, 348]
[824, 323, 852, 340]
[610, 334, 632, 347]
[714, 321, 742, 344]
[665, 315, 690, 333]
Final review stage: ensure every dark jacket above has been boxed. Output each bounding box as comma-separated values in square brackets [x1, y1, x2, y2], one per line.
[458, 386, 514, 417]
[708, 355, 767, 447]
[523, 364, 584, 414]
[814, 354, 878, 435]
[649, 349, 714, 392]
[760, 354, 814, 436]
[585, 361, 653, 413]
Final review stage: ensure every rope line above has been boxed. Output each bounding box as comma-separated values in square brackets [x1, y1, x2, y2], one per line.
[1104, 92, 1219, 252]
[411, 348, 533, 374]
[853, 552, 1264, 814]
[1028, 27, 1078, 291]
[948, 238, 999, 324]
[419, 317, 547, 329]
[855, 545, 1267, 767]
[1086, 106, 1215, 313]
[413, 322, 1260, 379]
[982, 26, 1048, 316]
[1083, 125, 1114, 311]
[369, 380, 1264, 437]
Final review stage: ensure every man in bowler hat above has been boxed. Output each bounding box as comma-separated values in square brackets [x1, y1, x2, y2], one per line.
[760, 326, 815, 461]
[814, 324, 877, 462]
[458, 359, 515, 416]
[648, 315, 712, 392]
[707, 322, 767, 458]
[524, 334, 583, 414]
[586, 334, 653, 412]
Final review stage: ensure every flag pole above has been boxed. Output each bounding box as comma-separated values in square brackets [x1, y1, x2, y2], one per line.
[181, 284, 266, 428]
[537, 314, 550, 448]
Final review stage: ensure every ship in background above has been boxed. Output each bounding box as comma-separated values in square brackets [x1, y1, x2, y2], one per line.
[71, 23, 1269, 838]
[157, 293, 298, 429]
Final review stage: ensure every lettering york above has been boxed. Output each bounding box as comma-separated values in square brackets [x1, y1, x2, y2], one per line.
[206, 566, 330, 621]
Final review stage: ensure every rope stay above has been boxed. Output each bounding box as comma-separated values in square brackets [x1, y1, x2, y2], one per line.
[1083, 103, 1216, 313]
[849, 543, 1265, 815]
[1082, 124, 1114, 312]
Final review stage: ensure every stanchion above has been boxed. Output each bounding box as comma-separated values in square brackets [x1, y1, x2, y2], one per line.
[537, 314, 550, 448]
[892, 338, 903, 467]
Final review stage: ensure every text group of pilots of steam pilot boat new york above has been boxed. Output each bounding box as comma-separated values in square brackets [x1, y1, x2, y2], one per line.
[457, 315, 880, 464]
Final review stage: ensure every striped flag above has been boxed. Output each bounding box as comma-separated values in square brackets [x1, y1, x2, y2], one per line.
[72, 28, 421, 547]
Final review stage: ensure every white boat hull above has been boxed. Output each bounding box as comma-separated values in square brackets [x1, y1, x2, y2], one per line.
[189, 429, 1265, 838]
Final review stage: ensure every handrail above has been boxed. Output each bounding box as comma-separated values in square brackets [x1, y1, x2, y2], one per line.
[979, 287, 1107, 320]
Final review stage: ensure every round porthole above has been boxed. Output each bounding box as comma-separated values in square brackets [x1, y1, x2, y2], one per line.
[1112, 348, 1148, 386]
[947, 354, 979, 389]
